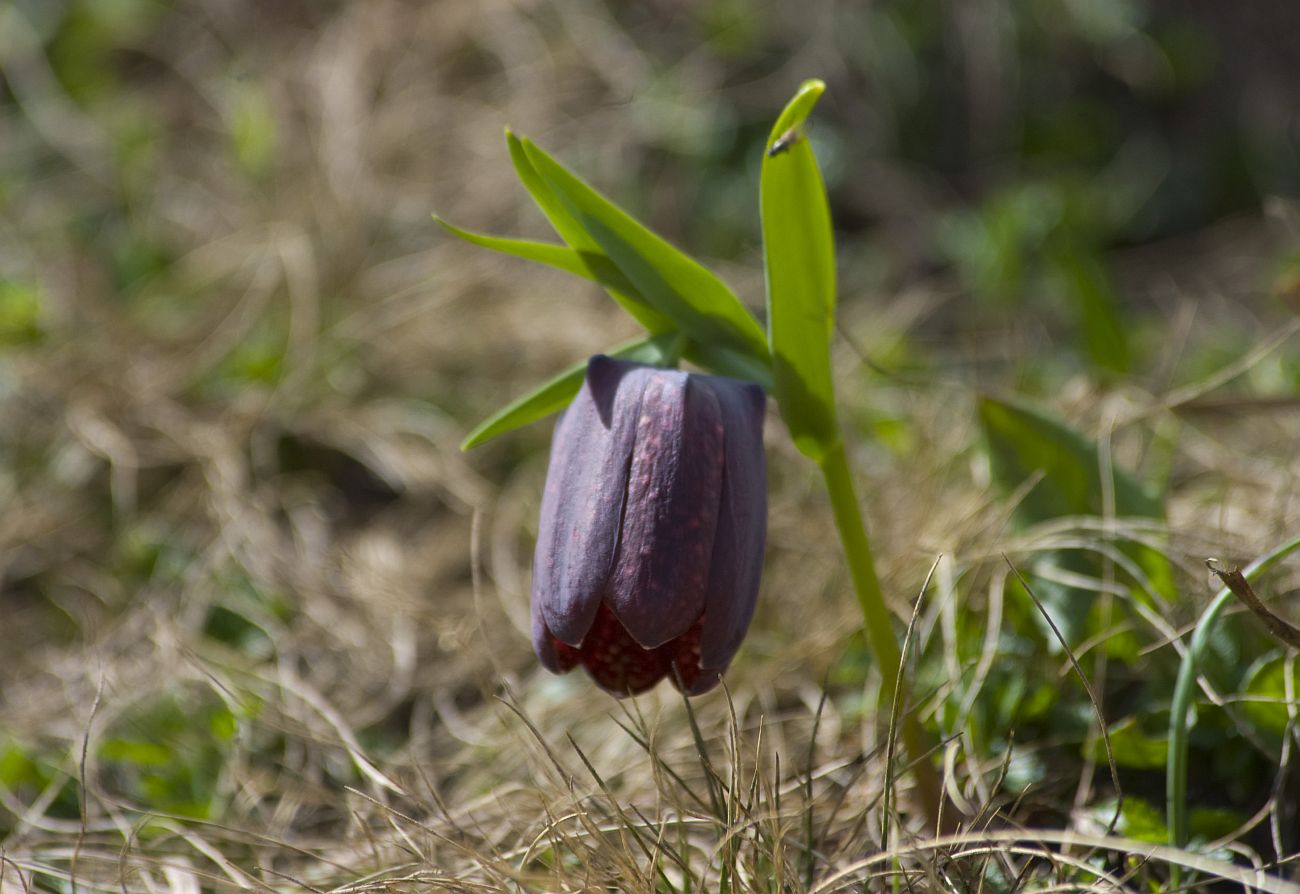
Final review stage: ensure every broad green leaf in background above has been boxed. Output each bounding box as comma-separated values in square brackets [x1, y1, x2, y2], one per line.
[980, 395, 1173, 642]
[1090, 796, 1168, 844]
[979, 396, 1162, 522]
[1240, 654, 1298, 738]
[1049, 241, 1131, 375]
[760, 79, 839, 461]
[460, 333, 683, 450]
[520, 138, 770, 364]
[432, 216, 673, 334]
[1086, 716, 1168, 769]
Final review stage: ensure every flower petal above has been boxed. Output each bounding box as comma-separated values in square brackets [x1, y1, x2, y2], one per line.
[532, 355, 647, 646]
[667, 621, 724, 695]
[532, 598, 580, 673]
[697, 377, 767, 671]
[607, 372, 723, 648]
[577, 603, 672, 696]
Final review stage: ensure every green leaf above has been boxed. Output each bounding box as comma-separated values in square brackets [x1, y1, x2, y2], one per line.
[1240, 654, 1298, 737]
[100, 738, 174, 767]
[980, 395, 1174, 641]
[1049, 241, 1131, 374]
[519, 137, 770, 364]
[1086, 717, 1167, 770]
[99, 687, 234, 820]
[228, 78, 278, 178]
[1092, 796, 1168, 844]
[1014, 552, 1104, 648]
[682, 340, 774, 392]
[461, 333, 683, 450]
[433, 221, 674, 336]
[432, 217, 637, 295]
[1189, 807, 1247, 842]
[760, 79, 839, 462]
[0, 280, 45, 345]
[979, 396, 1162, 523]
[509, 128, 687, 333]
[506, 128, 595, 251]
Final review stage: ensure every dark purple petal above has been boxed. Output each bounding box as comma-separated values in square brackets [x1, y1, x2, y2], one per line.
[532, 356, 646, 646]
[696, 377, 767, 671]
[531, 597, 579, 673]
[529, 355, 768, 697]
[607, 373, 724, 648]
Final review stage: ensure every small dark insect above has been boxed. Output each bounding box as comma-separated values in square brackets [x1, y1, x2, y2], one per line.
[767, 127, 801, 157]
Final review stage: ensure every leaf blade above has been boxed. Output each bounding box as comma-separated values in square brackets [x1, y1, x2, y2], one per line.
[506, 128, 595, 250]
[460, 334, 682, 450]
[761, 79, 839, 461]
[978, 395, 1163, 523]
[520, 137, 770, 365]
[432, 215, 673, 333]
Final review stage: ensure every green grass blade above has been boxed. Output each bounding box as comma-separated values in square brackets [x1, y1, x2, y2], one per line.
[432, 215, 673, 333]
[760, 78, 839, 461]
[519, 137, 771, 365]
[460, 333, 683, 450]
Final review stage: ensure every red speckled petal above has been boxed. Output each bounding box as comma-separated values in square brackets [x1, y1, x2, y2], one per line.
[697, 377, 767, 671]
[533, 356, 648, 647]
[575, 603, 715, 697]
[667, 619, 724, 695]
[607, 374, 723, 648]
[578, 603, 671, 696]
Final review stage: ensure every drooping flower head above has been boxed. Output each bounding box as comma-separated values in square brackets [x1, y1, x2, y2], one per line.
[531, 355, 767, 696]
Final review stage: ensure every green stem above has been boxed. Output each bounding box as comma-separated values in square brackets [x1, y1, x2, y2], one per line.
[1166, 532, 1300, 877]
[819, 439, 945, 832]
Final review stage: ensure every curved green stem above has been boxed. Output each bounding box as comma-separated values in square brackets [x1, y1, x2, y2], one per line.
[819, 439, 945, 832]
[1167, 533, 1300, 881]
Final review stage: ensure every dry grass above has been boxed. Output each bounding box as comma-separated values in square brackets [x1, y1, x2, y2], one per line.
[2, 1, 1300, 891]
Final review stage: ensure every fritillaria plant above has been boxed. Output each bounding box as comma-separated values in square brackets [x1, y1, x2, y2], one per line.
[442, 81, 942, 826]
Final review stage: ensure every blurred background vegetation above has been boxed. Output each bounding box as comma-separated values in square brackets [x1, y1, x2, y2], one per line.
[2, 0, 1298, 890]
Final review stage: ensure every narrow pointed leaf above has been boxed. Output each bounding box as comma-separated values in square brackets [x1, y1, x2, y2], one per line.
[506, 129, 596, 250]
[520, 137, 771, 365]
[432, 215, 672, 333]
[460, 333, 682, 450]
[760, 79, 838, 461]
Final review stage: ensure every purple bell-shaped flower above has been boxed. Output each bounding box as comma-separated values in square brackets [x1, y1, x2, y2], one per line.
[531, 355, 767, 695]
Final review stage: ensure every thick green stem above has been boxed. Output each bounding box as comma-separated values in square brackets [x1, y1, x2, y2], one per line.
[818, 439, 945, 832]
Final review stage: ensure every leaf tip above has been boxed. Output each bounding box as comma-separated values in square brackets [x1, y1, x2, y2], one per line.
[799, 78, 826, 98]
